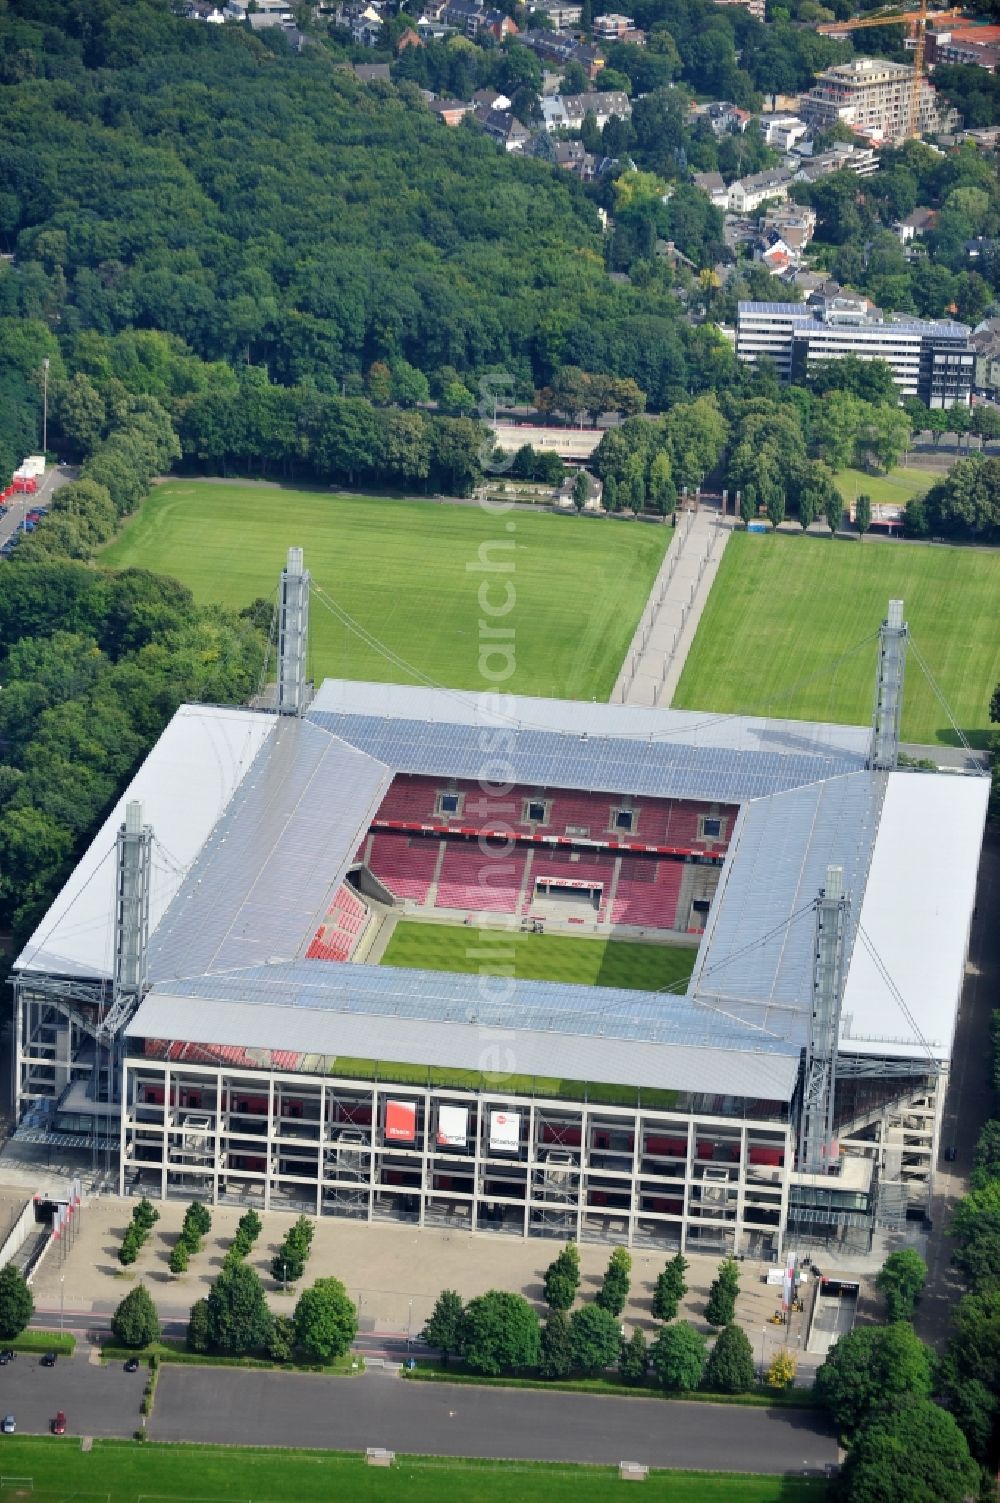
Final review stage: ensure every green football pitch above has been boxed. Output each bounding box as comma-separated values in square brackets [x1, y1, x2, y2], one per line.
[381, 921, 698, 992]
[0, 1438, 829, 1503]
[99, 482, 668, 699]
[672, 531, 1000, 746]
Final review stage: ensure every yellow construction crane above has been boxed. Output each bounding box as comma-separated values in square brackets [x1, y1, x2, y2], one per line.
[815, 1, 964, 140]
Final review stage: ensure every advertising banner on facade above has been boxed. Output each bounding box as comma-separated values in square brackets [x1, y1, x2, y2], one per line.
[385, 1099, 416, 1143]
[437, 1104, 469, 1148]
[489, 1110, 520, 1153]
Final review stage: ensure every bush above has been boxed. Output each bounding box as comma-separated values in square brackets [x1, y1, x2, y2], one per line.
[186, 1299, 210, 1354]
[539, 1309, 573, 1380]
[766, 1350, 796, 1389]
[132, 1198, 159, 1232]
[618, 1328, 648, 1386]
[542, 1245, 581, 1312]
[650, 1321, 707, 1393]
[111, 1284, 161, 1349]
[569, 1304, 621, 1376]
[423, 1290, 465, 1363]
[206, 1261, 273, 1356]
[293, 1277, 358, 1363]
[704, 1324, 755, 1394]
[0, 1264, 34, 1340]
[168, 1241, 190, 1275]
[183, 1202, 211, 1239]
[267, 1314, 296, 1364]
[462, 1291, 540, 1377]
[118, 1226, 142, 1267]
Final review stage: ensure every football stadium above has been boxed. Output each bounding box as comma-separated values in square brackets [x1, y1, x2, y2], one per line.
[10, 552, 989, 1259]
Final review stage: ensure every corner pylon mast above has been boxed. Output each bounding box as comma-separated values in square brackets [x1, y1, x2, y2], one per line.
[277, 546, 311, 716]
[868, 599, 908, 771]
[798, 865, 850, 1175]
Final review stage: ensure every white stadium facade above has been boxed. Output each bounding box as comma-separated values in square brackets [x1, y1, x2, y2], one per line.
[10, 556, 989, 1258]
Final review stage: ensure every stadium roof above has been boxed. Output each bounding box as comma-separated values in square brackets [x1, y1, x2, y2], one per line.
[839, 771, 989, 1061]
[307, 680, 870, 803]
[146, 719, 391, 984]
[127, 961, 802, 1101]
[691, 769, 989, 1063]
[16, 706, 276, 980]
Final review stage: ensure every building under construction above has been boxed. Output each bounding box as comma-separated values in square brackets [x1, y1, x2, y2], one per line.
[9, 556, 988, 1256]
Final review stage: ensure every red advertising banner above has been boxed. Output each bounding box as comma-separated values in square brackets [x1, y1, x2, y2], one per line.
[385, 1099, 416, 1143]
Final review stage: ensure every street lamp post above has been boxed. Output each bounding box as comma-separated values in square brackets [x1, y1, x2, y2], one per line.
[281, 1261, 287, 1295]
[42, 357, 49, 456]
[60, 1275, 65, 1337]
[407, 1299, 413, 1351]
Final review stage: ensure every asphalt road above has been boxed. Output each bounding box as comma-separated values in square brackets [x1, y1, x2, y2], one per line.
[0, 464, 74, 549]
[150, 1367, 838, 1473]
[0, 1350, 144, 1438]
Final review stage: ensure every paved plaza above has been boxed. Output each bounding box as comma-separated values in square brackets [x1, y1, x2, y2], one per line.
[24, 1192, 834, 1376]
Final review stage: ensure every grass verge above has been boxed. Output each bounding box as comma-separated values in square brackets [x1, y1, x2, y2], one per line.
[100, 1338, 362, 1375]
[8, 1330, 76, 1355]
[402, 1362, 817, 1407]
[833, 466, 939, 506]
[673, 529, 1000, 746]
[0, 1436, 830, 1502]
[99, 481, 668, 700]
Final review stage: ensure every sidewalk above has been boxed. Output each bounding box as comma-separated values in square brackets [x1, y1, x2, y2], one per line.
[612, 505, 733, 707]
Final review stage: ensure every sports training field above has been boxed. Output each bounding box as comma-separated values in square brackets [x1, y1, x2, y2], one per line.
[673, 531, 1000, 746]
[833, 466, 938, 506]
[0, 1439, 828, 1503]
[99, 482, 668, 700]
[381, 921, 698, 992]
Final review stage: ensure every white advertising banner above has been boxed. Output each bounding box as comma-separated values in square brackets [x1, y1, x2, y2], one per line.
[437, 1104, 469, 1148]
[489, 1110, 520, 1153]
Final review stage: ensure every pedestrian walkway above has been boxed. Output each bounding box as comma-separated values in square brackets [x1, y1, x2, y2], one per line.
[612, 504, 733, 707]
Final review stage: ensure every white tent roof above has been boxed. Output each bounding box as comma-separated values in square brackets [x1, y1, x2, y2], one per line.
[839, 771, 988, 1061]
[16, 705, 276, 980]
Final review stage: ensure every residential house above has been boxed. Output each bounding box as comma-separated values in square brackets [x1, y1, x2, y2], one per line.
[550, 140, 616, 178]
[396, 26, 423, 50]
[726, 166, 794, 213]
[431, 97, 477, 125]
[712, 0, 765, 20]
[481, 108, 532, 151]
[893, 207, 936, 244]
[757, 114, 809, 152]
[541, 90, 631, 133]
[440, 0, 517, 38]
[185, 2, 226, 21]
[520, 33, 605, 80]
[761, 203, 816, 252]
[593, 13, 633, 39]
[351, 4, 385, 45]
[353, 61, 392, 82]
[926, 21, 1000, 71]
[971, 318, 1000, 394]
[703, 101, 752, 136]
[692, 170, 728, 208]
[529, 0, 583, 28]
[472, 87, 512, 112]
[793, 141, 879, 181]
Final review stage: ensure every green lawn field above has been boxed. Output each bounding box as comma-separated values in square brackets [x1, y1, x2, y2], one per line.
[382, 921, 697, 992]
[672, 531, 1000, 746]
[833, 466, 939, 506]
[0, 1439, 829, 1503]
[99, 482, 668, 699]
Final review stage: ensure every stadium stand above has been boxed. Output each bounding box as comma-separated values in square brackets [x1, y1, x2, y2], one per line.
[611, 855, 684, 928]
[367, 831, 440, 903]
[436, 839, 528, 912]
[306, 884, 371, 962]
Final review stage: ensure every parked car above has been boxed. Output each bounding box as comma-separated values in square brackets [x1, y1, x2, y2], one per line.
[0, 1351, 13, 1365]
[41, 1351, 57, 1367]
[2, 1416, 15, 1434]
[124, 1357, 140, 1373]
[945, 1145, 957, 1162]
[52, 1412, 66, 1435]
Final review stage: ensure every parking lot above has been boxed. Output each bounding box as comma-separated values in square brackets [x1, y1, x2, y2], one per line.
[150, 1365, 838, 1472]
[0, 1350, 143, 1439]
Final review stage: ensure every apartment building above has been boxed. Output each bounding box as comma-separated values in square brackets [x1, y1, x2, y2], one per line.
[736, 296, 973, 407]
[799, 57, 945, 142]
